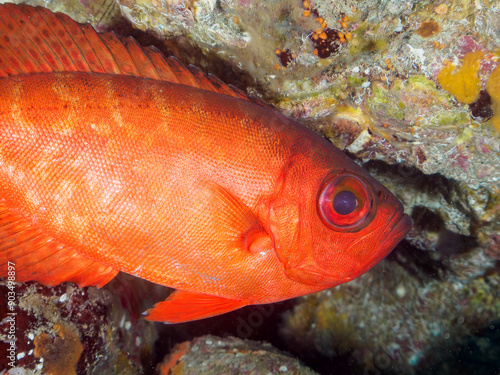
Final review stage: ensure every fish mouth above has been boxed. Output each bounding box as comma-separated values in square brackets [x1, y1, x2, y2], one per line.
[378, 211, 412, 255]
[387, 212, 412, 245]
[357, 211, 412, 275]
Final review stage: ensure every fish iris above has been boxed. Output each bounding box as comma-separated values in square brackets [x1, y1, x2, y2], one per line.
[333, 190, 358, 215]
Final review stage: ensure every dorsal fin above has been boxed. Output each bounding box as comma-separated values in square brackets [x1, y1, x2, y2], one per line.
[0, 3, 271, 107]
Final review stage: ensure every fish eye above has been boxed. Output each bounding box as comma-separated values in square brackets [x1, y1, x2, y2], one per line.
[317, 172, 377, 232]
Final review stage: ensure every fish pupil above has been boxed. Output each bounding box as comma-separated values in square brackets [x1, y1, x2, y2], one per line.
[333, 190, 357, 215]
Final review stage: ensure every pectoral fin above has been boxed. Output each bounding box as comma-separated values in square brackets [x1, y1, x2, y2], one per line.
[203, 182, 272, 255]
[145, 290, 249, 323]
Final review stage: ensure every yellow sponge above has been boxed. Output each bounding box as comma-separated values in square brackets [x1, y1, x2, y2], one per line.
[437, 51, 483, 104]
[486, 64, 500, 133]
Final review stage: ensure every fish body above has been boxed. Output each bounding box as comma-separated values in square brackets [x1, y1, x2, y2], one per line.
[0, 5, 411, 322]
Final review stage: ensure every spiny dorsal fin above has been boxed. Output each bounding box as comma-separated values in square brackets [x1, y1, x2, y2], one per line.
[0, 3, 271, 107]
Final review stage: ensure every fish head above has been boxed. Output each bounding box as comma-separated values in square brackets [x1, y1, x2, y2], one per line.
[268, 135, 412, 289]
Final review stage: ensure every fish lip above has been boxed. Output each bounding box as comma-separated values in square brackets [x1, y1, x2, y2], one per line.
[354, 210, 412, 278]
[384, 211, 412, 248]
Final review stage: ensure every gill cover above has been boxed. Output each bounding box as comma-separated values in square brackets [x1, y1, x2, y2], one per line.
[272, 170, 381, 287]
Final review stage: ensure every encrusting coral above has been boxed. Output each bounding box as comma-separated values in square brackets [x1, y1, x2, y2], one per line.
[34, 323, 83, 375]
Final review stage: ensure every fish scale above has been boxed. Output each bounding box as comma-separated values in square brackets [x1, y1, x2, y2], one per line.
[0, 4, 411, 323]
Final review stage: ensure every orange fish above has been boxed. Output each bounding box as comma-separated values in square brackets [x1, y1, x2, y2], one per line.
[0, 4, 411, 323]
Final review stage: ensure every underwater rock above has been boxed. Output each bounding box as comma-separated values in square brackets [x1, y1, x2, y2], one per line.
[284, 74, 500, 188]
[0, 274, 159, 374]
[156, 335, 318, 375]
[280, 259, 500, 374]
[363, 162, 499, 268]
[430, 321, 500, 374]
[117, 0, 499, 129]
